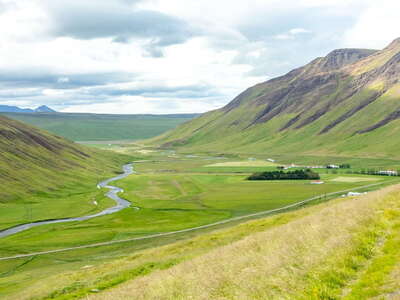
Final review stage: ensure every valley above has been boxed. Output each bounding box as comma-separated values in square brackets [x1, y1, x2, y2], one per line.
[1, 145, 400, 299]
[0, 163, 135, 239]
[1, 38, 400, 300]
[0, 112, 197, 142]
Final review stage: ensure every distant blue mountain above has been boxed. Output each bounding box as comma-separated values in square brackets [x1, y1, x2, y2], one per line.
[0, 105, 56, 113]
[34, 105, 56, 113]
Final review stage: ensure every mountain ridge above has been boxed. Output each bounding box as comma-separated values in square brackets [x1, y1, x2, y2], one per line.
[34, 105, 56, 113]
[0, 104, 57, 113]
[149, 38, 400, 158]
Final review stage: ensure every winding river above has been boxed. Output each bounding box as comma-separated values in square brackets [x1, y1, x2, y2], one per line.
[0, 163, 136, 239]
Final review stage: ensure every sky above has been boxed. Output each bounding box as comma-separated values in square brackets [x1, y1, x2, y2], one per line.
[0, 0, 399, 114]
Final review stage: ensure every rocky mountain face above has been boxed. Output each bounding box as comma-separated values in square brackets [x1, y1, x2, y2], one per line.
[151, 38, 400, 158]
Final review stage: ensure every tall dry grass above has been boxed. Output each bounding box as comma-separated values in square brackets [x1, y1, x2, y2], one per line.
[88, 185, 400, 300]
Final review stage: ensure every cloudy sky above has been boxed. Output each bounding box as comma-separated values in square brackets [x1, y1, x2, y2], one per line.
[0, 0, 399, 114]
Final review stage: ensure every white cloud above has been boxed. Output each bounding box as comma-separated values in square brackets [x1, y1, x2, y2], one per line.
[0, 0, 398, 114]
[57, 77, 70, 83]
[274, 28, 312, 40]
[289, 28, 311, 35]
[343, 0, 400, 49]
[42, 89, 65, 96]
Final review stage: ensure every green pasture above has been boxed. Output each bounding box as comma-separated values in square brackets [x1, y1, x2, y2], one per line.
[0, 183, 114, 231]
[0, 170, 397, 299]
[0, 172, 393, 254]
[1, 153, 400, 299]
[1, 112, 197, 141]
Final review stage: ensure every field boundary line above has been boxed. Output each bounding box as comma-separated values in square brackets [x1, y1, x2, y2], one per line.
[0, 180, 395, 261]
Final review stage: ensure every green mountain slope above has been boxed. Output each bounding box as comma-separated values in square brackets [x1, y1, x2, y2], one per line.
[150, 38, 400, 158]
[0, 115, 129, 202]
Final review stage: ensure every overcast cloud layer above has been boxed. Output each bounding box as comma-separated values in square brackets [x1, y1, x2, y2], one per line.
[0, 0, 399, 114]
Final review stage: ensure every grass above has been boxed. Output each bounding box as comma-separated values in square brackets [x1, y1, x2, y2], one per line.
[0, 199, 321, 300]
[204, 160, 278, 167]
[117, 172, 392, 215]
[0, 116, 134, 229]
[341, 202, 400, 299]
[0, 182, 114, 230]
[0, 183, 392, 300]
[0, 112, 197, 141]
[2, 172, 386, 253]
[0, 155, 396, 299]
[330, 176, 381, 182]
[1, 149, 400, 299]
[82, 184, 400, 300]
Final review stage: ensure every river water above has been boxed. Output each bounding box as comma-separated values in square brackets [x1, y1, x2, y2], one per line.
[0, 163, 135, 239]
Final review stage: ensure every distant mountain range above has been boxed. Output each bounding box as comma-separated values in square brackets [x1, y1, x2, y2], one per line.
[0, 105, 56, 113]
[150, 38, 400, 158]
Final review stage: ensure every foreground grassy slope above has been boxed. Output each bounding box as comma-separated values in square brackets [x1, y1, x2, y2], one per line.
[0, 115, 132, 228]
[150, 39, 400, 159]
[87, 184, 400, 300]
[0, 112, 197, 141]
[4, 179, 398, 300]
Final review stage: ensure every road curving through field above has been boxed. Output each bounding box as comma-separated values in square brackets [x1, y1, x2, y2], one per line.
[0, 163, 137, 239]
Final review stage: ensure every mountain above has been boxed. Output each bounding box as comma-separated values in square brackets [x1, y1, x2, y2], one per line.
[150, 38, 400, 158]
[0, 115, 128, 201]
[34, 105, 56, 113]
[0, 105, 34, 113]
[0, 105, 56, 113]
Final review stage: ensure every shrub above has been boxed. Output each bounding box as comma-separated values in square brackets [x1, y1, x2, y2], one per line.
[248, 169, 320, 181]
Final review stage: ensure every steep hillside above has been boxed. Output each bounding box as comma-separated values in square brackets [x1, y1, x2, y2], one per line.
[0, 115, 129, 201]
[151, 38, 400, 158]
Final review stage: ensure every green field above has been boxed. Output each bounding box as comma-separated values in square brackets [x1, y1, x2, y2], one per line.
[0, 177, 116, 231]
[3, 171, 387, 252]
[1, 151, 399, 299]
[0, 112, 197, 141]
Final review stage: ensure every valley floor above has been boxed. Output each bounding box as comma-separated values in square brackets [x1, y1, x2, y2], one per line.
[6, 179, 400, 300]
[1, 150, 400, 299]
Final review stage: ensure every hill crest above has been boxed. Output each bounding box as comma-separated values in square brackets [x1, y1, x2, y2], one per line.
[150, 38, 400, 158]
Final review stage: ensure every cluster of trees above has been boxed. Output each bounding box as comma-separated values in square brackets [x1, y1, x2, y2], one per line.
[248, 169, 320, 181]
[339, 164, 351, 169]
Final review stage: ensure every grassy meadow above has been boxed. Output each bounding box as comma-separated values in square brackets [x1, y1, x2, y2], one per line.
[1, 171, 399, 300]
[1, 149, 400, 299]
[84, 183, 400, 300]
[1, 112, 197, 141]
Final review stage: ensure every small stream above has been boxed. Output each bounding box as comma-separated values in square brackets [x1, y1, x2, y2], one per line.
[0, 163, 136, 239]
